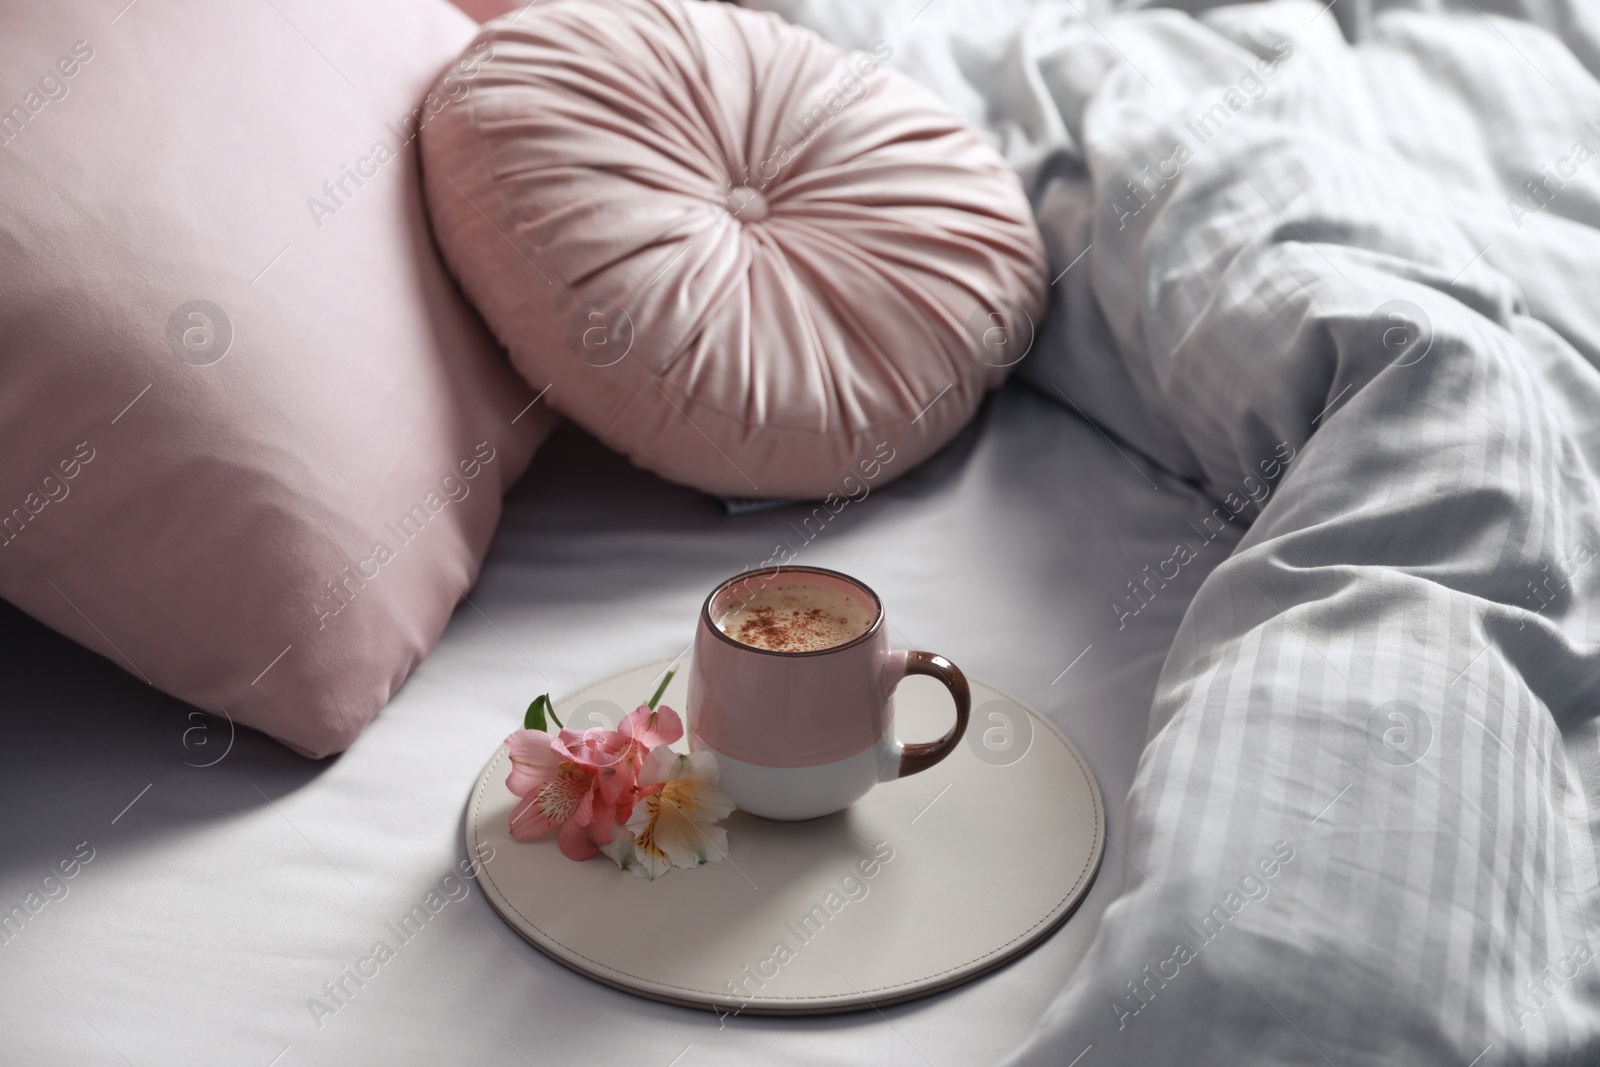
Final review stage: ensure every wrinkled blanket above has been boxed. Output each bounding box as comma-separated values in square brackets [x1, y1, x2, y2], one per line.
[752, 0, 1600, 1062]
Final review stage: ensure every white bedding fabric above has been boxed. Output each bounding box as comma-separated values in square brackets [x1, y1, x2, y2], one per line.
[750, 0, 1600, 1062]
[0, 387, 1227, 1065]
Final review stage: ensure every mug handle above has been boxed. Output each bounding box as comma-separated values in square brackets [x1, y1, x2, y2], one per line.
[884, 650, 971, 779]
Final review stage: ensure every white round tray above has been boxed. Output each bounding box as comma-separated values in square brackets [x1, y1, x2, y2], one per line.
[466, 658, 1103, 1014]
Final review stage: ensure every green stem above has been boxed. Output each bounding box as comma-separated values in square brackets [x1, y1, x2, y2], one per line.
[646, 668, 676, 711]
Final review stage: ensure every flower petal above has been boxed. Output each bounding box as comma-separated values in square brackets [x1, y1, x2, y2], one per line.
[621, 704, 683, 749]
[504, 730, 563, 797]
[596, 761, 639, 806]
[651, 790, 729, 869]
[614, 790, 640, 827]
[507, 763, 594, 840]
[587, 795, 618, 845]
[551, 731, 595, 769]
[570, 777, 596, 828]
[557, 817, 597, 861]
[627, 813, 675, 881]
[597, 829, 639, 873]
[636, 743, 682, 788]
[667, 777, 737, 824]
[508, 792, 559, 840]
[637, 748, 734, 818]
[633, 847, 673, 880]
[681, 749, 722, 782]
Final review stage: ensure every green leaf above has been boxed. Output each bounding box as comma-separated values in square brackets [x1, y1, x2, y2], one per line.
[523, 694, 561, 732]
[646, 668, 676, 711]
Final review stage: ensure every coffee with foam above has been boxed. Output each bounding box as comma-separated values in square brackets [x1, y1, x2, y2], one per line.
[716, 583, 874, 652]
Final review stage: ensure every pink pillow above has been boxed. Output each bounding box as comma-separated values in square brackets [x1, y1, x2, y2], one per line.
[0, 0, 557, 757]
[420, 0, 1046, 498]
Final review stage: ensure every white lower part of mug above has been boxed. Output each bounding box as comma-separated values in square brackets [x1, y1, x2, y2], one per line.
[704, 734, 904, 821]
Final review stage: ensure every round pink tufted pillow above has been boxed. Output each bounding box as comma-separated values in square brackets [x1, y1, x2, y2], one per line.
[421, 0, 1046, 498]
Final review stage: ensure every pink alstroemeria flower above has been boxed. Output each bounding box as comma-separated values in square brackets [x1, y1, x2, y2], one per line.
[621, 703, 683, 750]
[550, 725, 632, 847]
[503, 705, 685, 863]
[505, 729, 609, 860]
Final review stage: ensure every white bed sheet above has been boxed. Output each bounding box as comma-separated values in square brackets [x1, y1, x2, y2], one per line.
[0, 383, 1237, 1066]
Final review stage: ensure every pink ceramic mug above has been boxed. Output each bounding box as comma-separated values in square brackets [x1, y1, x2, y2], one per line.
[687, 566, 970, 821]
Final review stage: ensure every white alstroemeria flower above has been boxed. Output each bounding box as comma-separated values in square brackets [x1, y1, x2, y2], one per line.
[600, 746, 735, 880]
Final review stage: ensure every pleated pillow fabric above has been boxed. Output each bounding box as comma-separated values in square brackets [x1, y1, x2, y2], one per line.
[0, 0, 557, 758]
[420, 0, 1047, 498]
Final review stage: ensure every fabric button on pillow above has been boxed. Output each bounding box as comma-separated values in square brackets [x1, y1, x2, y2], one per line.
[421, 0, 1047, 498]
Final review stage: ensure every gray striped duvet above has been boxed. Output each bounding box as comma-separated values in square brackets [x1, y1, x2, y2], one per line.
[753, 0, 1600, 1062]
